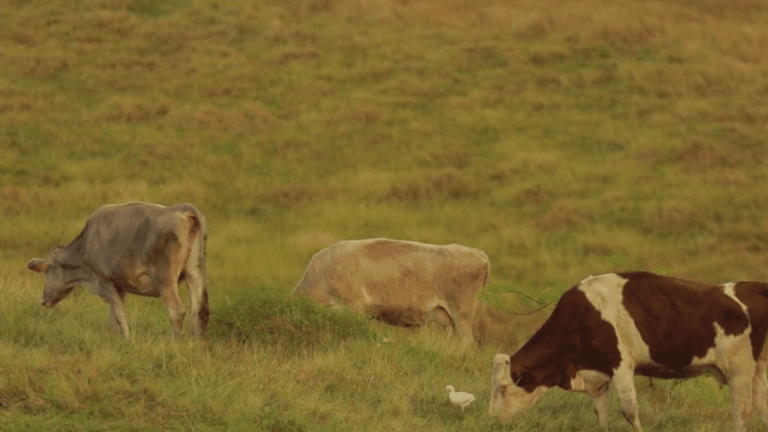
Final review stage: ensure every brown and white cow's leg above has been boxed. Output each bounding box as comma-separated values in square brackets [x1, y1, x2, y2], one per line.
[612, 368, 643, 431]
[584, 372, 612, 430]
[103, 283, 130, 338]
[723, 334, 758, 432]
[591, 387, 611, 430]
[728, 368, 755, 432]
[570, 369, 612, 429]
[729, 375, 753, 432]
[753, 338, 768, 427]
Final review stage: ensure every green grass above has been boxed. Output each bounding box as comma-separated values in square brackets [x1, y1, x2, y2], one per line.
[1, 0, 768, 430]
[208, 288, 377, 352]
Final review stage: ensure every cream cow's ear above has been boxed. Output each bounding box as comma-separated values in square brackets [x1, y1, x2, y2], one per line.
[26, 258, 51, 273]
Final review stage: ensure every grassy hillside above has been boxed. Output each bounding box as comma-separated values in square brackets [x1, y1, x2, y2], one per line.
[1, 0, 767, 430]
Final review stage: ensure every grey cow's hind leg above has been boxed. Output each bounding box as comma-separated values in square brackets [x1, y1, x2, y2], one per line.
[183, 226, 208, 337]
[185, 267, 208, 337]
[158, 274, 186, 340]
[105, 285, 130, 338]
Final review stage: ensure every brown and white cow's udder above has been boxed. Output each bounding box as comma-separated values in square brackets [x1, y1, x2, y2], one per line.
[569, 369, 612, 393]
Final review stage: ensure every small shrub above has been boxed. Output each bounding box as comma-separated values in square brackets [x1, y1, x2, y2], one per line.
[386, 169, 483, 203]
[208, 289, 377, 353]
[255, 407, 307, 432]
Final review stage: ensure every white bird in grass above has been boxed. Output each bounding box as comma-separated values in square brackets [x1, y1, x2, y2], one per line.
[444, 385, 475, 412]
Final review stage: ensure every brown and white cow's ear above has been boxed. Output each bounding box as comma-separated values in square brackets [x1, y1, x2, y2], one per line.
[26, 258, 51, 273]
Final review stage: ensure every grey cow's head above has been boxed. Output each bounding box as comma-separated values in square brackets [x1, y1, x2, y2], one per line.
[27, 246, 80, 308]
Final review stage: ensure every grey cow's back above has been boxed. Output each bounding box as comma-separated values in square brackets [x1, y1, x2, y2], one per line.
[82, 202, 206, 278]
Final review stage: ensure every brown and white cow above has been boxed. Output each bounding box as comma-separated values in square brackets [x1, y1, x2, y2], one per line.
[290, 238, 490, 346]
[489, 271, 768, 432]
[27, 202, 209, 339]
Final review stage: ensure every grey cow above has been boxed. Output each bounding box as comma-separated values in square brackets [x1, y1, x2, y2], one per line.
[27, 202, 209, 339]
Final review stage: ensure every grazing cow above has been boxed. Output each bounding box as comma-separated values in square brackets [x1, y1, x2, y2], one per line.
[26, 202, 209, 339]
[489, 271, 768, 432]
[290, 238, 490, 346]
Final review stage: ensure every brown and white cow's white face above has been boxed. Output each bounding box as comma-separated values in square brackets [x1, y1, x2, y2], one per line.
[498, 378, 548, 420]
[490, 354, 549, 419]
[27, 251, 78, 308]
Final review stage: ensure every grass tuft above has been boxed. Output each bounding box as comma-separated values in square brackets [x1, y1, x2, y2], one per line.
[207, 289, 377, 353]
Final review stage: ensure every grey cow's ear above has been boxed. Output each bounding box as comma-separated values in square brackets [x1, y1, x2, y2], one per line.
[26, 258, 51, 273]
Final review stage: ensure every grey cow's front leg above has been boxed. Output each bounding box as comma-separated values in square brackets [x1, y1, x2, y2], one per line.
[101, 282, 130, 338]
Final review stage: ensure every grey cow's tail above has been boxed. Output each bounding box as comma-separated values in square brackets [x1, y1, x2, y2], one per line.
[197, 230, 210, 332]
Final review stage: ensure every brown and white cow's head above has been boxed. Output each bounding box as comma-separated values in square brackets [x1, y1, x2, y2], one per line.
[499, 377, 548, 419]
[27, 246, 82, 308]
[489, 354, 549, 419]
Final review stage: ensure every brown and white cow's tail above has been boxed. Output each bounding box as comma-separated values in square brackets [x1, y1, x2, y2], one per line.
[184, 204, 209, 336]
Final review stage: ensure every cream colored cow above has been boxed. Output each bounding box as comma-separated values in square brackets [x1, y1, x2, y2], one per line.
[291, 238, 489, 346]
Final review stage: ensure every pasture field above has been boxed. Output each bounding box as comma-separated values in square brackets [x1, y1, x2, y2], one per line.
[1, 0, 767, 430]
